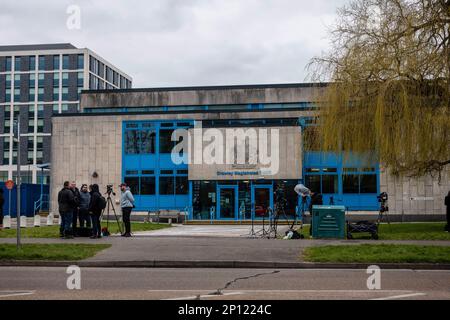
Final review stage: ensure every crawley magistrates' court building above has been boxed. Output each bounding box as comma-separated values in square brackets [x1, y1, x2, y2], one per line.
[50, 83, 449, 222]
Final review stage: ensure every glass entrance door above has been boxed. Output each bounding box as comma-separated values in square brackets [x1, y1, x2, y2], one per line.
[217, 185, 238, 220]
[251, 185, 273, 219]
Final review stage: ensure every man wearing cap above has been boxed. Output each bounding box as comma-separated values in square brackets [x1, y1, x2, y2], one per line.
[120, 183, 135, 237]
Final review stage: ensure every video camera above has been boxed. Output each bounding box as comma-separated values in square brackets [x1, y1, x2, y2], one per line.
[106, 184, 116, 196]
[377, 192, 388, 212]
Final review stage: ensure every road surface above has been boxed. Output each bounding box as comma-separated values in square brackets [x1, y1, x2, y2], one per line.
[0, 267, 449, 300]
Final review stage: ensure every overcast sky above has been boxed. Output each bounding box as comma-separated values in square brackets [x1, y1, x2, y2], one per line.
[0, 0, 349, 88]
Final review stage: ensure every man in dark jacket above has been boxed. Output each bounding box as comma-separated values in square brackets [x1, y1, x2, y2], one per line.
[58, 181, 75, 239]
[78, 184, 91, 228]
[70, 181, 80, 235]
[88, 184, 103, 239]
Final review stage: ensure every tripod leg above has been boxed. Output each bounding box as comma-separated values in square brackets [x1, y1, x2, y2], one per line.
[109, 198, 123, 235]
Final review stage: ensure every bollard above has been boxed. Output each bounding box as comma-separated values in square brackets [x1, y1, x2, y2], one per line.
[34, 214, 41, 227]
[3, 215, 11, 229]
[47, 213, 54, 226]
[20, 215, 27, 228]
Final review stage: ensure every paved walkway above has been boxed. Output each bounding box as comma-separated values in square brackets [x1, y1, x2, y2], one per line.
[1, 235, 450, 264]
[132, 224, 278, 237]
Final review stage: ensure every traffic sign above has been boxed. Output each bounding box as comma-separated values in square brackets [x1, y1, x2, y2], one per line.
[5, 179, 14, 190]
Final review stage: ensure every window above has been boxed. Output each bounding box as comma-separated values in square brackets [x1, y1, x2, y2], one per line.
[3, 120, 11, 133]
[4, 106, 10, 120]
[159, 176, 175, 195]
[14, 56, 21, 71]
[53, 73, 59, 86]
[27, 151, 34, 165]
[36, 136, 43, 151]
[28, 119, 34, 133]
[14, 88, 20, 101]
[77, 54, 84, 69]
[5, 89, 11, 102]
[38, 73, 45, 87]
[3, 151, 9, 165]
[14, 74, 20, 88]
[360, 174, 377, 193]
[53, 87, 59, 101]
[62, 55, 69, 69]
[29, 73, 35, 87]
[141, 130, 156, 154]
[13, 105, 19, 121]
[38, 55, 45, 70]
[37, 119, 44, 133]
[28, 88, 35, 102]
[124, 176, 139, 195]
[5, 57, 12, 71]
[27, 137, 34, 150]
[5, 74, 11, 88]
[62, 87, 68, 100]
[321, 175, 338, 194]
[125, 130, 139, 154]
[305, 175, 321, 193]
[62, 72, 69, 86]
[176, 176, 188, 194]
[159, 129, 175, 153]
[29, 56, 35, 70]
[0, 171, 8, 182]
[140, 176, 156, 195]
[37, 104, 44, 118]
[53, 55, 60, 69]
[36, 151, 43, 164]
[38, 88, 44, 101]
[343, 174, 359, 193]
[77, 72, 83, 86]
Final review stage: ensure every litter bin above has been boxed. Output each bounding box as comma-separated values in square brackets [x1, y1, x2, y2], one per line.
[311, 205, 346, 239]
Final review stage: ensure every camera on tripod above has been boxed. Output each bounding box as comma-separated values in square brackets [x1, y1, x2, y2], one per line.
[106, 184, 116, 196]
[377, 192, 388, 212]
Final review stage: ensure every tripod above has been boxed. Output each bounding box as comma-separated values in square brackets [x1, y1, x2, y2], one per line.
[102, 193, 123, 236]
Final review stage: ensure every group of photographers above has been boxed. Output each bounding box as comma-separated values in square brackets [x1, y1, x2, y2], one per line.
[57, 181, 134, 239]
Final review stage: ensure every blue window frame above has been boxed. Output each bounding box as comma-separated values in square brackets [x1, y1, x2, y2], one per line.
[14, 57, 21, 71]
[38, 56, 45, 71]
[5, 57, 12, 71]
[62, 55, 69, 69]
[123, 120, 193, 211]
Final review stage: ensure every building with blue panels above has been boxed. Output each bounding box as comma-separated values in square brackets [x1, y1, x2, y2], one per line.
[50, 84, 449, 221]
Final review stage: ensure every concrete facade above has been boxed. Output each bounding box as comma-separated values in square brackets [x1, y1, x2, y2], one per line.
[51, 84, 449, 218]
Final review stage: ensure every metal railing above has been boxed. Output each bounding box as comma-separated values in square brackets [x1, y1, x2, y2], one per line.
[33, 194, 49, 215]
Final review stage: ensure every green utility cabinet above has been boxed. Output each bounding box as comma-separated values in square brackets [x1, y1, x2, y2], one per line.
[311, 205, 346, 239]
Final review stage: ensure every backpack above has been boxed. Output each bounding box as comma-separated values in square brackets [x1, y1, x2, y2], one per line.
[98, 195, 107, 210]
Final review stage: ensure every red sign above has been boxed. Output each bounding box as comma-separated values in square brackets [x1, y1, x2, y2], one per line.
[5, 179, 14, 190]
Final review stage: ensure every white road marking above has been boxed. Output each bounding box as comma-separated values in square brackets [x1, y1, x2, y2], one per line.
[0, 290, 35, 298]
[371, 292, 427, 300]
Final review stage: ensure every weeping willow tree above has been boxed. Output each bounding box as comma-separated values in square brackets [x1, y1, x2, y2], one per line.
[308, 0, 450, 179]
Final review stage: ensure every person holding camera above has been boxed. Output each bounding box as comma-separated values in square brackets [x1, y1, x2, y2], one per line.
[120, 183, 135, 237]
[88, 184, 103, 239]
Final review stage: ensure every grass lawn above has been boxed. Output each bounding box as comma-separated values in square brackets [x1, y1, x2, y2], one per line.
[377, 222, 450, 240]
[303, 244, 450, 263]
[0, 222, 170, 238]
[294, 222, 450, 240]
[0, 243, 111, 261]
